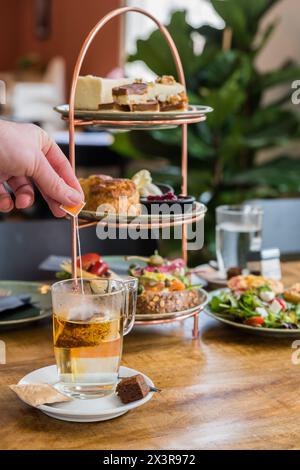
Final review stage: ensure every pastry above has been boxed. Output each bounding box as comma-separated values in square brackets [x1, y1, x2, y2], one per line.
[283, 283, 300, 304]
[149, 75, 188, 111]
[80, 175, 140, 215]
[74, 74, 187, 112]
[112, 82, 155, 111]
[75, 75, 133, 110]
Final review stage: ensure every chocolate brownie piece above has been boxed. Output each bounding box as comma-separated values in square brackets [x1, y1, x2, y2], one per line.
[112, 83, 148, 96]
[116, 374, 150, 404]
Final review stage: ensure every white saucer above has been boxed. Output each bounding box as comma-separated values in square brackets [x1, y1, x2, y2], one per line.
[19, 365, 155, 422]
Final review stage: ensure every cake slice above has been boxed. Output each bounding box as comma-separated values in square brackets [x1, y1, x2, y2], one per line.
[74, 75, 133, 110]
[149, 75, 188, 111]
[112, 82, 160, 112]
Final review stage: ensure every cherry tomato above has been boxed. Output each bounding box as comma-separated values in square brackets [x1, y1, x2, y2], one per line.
[89, 261, 108, 276]
[244, 316, 265, 327]
[77, 253, 101, 271]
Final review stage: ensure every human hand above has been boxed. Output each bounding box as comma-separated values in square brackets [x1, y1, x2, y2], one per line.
[0, 120, 83, 217]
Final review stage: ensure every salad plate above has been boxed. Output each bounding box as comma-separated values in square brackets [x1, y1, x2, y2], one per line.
[205, 288, 300, 338]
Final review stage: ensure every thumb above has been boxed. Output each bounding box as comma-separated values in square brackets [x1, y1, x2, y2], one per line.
[33, 152, 83, 206]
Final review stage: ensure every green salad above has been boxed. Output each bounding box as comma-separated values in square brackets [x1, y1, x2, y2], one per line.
[209, 285, 300, 329]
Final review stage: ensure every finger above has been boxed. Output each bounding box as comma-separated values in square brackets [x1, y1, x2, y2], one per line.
[7, 176, 35, 209]
[37, 184, 66, 218]
[40, 130, 83, 197]
[0, 183, 14, 212]
[33, 152, 83, 207]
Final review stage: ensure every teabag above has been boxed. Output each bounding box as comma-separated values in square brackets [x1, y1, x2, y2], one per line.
[68, 302, 99, 322]
[68, 300, 112, 322]
[10, 384, 72, 407]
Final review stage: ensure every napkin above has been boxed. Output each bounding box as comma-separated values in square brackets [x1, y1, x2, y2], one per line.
[39, 255, 70, 272]
[0, 294, 31, 313]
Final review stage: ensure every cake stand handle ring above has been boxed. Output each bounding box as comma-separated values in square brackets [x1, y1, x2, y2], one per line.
[68, 6, 188, 287]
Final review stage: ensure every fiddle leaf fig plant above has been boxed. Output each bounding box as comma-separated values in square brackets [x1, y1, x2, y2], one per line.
[112, 0, 300, 259]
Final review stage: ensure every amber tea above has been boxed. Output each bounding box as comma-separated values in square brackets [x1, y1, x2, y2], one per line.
[53, 314, 123, 396]
[51, 278, 137, 399]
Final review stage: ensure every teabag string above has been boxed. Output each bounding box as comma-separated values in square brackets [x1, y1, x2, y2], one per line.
[75, 216, 84, 295]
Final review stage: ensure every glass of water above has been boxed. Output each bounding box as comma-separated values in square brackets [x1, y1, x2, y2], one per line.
[216, 205, 263, 276]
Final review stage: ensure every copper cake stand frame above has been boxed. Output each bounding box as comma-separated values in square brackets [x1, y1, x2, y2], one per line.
[67, 6, 208, 339]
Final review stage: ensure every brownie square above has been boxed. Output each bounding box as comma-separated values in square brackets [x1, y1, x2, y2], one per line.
[116, 374, 150, 404]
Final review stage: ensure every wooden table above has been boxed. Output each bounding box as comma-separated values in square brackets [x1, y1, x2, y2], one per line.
[1, 262, 300, 450]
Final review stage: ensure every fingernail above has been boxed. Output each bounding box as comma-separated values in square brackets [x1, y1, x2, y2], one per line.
[0, 198, 13, 212]
[67, 190, 82, 204]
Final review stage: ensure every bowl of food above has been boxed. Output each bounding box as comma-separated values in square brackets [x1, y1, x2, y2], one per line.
[126, 252, 206, 319]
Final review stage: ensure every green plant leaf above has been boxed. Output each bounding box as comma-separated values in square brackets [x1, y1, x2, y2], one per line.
[260, 62, 300, 89]
[229, 157, 300, 193]
[128, 11, 197, 77]
[254, 19, 279, 55]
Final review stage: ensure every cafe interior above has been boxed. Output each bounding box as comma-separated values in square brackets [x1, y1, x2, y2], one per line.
[1, 0, 300, 452]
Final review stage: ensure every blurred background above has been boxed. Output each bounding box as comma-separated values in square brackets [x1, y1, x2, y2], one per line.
[0, 0, 300, 278]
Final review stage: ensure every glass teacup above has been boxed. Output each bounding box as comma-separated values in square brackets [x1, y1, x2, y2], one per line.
[51, 278, 137, 399]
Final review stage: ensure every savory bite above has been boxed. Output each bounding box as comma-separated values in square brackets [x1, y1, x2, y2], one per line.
[283, 283, 300, 304]
[127, 252, 201, 315]
[228, 275, 284, 295]
[80, 175, 140, 215]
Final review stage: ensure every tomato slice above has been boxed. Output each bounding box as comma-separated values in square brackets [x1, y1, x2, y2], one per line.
[169, 279, 186, 291]
[244, 316, 265, 327]
[276, 298, 286, 311]
[77, 253, 101, 271]
[89, 261, 108, 276]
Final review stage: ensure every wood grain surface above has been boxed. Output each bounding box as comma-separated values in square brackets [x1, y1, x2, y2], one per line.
[1, 262, 300, 450]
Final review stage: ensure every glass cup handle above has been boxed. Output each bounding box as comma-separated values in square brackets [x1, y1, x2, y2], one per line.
[123, 279, 137, 336]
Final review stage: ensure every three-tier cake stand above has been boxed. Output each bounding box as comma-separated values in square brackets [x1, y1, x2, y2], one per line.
[64, 6, 210, 338]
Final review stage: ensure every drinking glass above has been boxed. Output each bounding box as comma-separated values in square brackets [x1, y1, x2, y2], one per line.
[51, 277, 137, 399]
[216, 205, 263, 276]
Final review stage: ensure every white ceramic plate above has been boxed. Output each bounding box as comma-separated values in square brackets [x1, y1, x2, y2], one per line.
[54, 104, 212, 130]
[54, 104, 213, 121]
[204, 288, 300, 338]
[19, 365, 155, 422]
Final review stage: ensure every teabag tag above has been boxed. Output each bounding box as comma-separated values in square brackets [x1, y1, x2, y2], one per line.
[60, 201, 86, 217]
[60, 201, 86, 295]
[10, 384, 72, 407]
